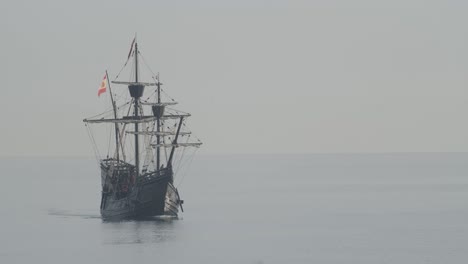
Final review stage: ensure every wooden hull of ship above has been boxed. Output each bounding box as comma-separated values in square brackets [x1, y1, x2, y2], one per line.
[100, 167, 178, 220]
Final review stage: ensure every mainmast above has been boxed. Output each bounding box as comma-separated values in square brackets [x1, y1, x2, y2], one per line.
[126, 40, 145, 177]
[156, 79, 161, 169]
[134, 42, 140, 176]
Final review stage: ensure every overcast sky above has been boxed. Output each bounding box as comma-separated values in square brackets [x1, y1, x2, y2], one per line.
[2, 0, 468, 157]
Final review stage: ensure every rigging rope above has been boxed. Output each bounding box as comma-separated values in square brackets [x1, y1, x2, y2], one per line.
[85, 124, 101, 166]
[138, 51, 159, 79]
[114, 50, 134, 80]
[106, 121, 112, 158]
[176, 148, 198, 188]
[161, 88, 176, 102]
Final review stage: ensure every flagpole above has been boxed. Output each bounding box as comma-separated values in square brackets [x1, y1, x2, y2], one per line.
[106, 70, 120, 162]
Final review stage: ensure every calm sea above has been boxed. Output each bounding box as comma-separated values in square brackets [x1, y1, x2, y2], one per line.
[1, 153, 467, 263]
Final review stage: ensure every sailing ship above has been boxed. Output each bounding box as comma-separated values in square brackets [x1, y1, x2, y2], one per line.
[83, 38, 202, 220]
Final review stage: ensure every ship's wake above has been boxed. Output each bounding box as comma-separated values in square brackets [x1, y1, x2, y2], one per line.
[48, 208, 181, 222]
[47, 209, 101, 219]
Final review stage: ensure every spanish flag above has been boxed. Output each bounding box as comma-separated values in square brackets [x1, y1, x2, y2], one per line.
[98, 74, 107, 97]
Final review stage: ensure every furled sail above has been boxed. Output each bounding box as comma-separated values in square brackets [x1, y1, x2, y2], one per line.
[83, 114, 191, 124]
[126, 131, 191, 136]
[151, 143, 203, 148]
[111, 81, 157, 86]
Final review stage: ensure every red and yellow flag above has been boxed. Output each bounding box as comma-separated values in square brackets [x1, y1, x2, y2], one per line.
[98, 74, 107, 97]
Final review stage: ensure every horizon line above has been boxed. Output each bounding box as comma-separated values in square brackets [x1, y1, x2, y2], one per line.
[1, 151, 468, 159]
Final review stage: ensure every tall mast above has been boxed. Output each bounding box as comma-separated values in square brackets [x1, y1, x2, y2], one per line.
[125, 38, 145, 176]
[134, 41, 140, 176]
[156, 79, 161, 169]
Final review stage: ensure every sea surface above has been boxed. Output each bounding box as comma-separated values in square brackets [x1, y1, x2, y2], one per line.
[1, 153, 467, 263]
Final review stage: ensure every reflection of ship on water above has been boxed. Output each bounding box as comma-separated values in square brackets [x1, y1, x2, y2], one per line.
[83, 38, 202, 220]
[103, 218, 178, 245]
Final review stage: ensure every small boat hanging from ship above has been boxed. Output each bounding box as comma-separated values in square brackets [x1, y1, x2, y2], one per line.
[83, 38, 202, 220]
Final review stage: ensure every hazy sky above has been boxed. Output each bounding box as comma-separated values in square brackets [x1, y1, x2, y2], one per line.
[2, 0, 468, 156]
